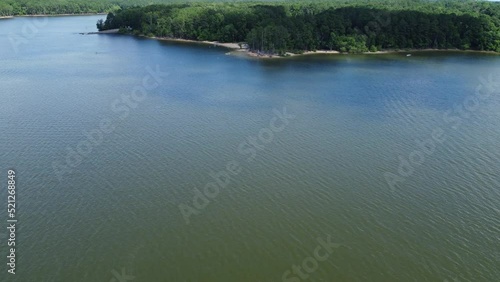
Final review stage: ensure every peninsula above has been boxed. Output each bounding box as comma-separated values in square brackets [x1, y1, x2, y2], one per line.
[95, 1, 500, 57]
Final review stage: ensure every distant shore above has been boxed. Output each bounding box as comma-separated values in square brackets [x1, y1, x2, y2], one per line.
[144, 36, 342, 58]
[147, 36, 500, 58]
[93, 32, 500, 59]
[83, 28, 119, 35]
[363, 48, 500, 55]
[245, 48, 499, 59]
[2, 13, 105, 19]
[147, 36, 243, 49]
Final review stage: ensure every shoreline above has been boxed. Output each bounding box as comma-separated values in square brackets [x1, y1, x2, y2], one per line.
[362, 48, 500, 55]
[148, 36, 243, 49]
[83, 28, 120, 35]
[239, 48, 500, 59]
[240, 48, 500, 59]
[142, 36, 341, 59]
[110, 33, 500, 59]
[2, 13, 106, 19]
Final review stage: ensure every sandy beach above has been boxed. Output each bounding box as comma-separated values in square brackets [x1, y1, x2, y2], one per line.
[149, 36, 243, 49]
[146, 37, 340, 59]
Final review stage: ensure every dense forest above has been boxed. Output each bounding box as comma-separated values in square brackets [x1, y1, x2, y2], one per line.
[96, 0, 500, 54]
[0, 0, 233, 16]
[0, 0, 114, 15]
[0, 0, 309, 16]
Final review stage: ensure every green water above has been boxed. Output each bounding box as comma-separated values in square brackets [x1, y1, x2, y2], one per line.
[0, 16, 499, 282]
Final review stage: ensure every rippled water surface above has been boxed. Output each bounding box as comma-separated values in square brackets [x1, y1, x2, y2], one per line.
[0, 16, 499, 282]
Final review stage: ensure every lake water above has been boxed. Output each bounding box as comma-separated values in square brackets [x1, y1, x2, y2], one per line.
[0, 15, 499, 282]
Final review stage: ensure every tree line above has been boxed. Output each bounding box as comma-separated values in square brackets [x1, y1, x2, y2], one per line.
[0, 0, 242, 16]
[97, 1, 500, 54]
[0, 0, 116, 16]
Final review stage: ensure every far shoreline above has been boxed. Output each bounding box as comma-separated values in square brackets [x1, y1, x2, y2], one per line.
[1, 13, 106, 19]
[139, 35, 500, 59]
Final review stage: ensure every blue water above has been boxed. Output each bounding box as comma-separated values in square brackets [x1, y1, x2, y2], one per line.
[0, 15, 499, 282]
